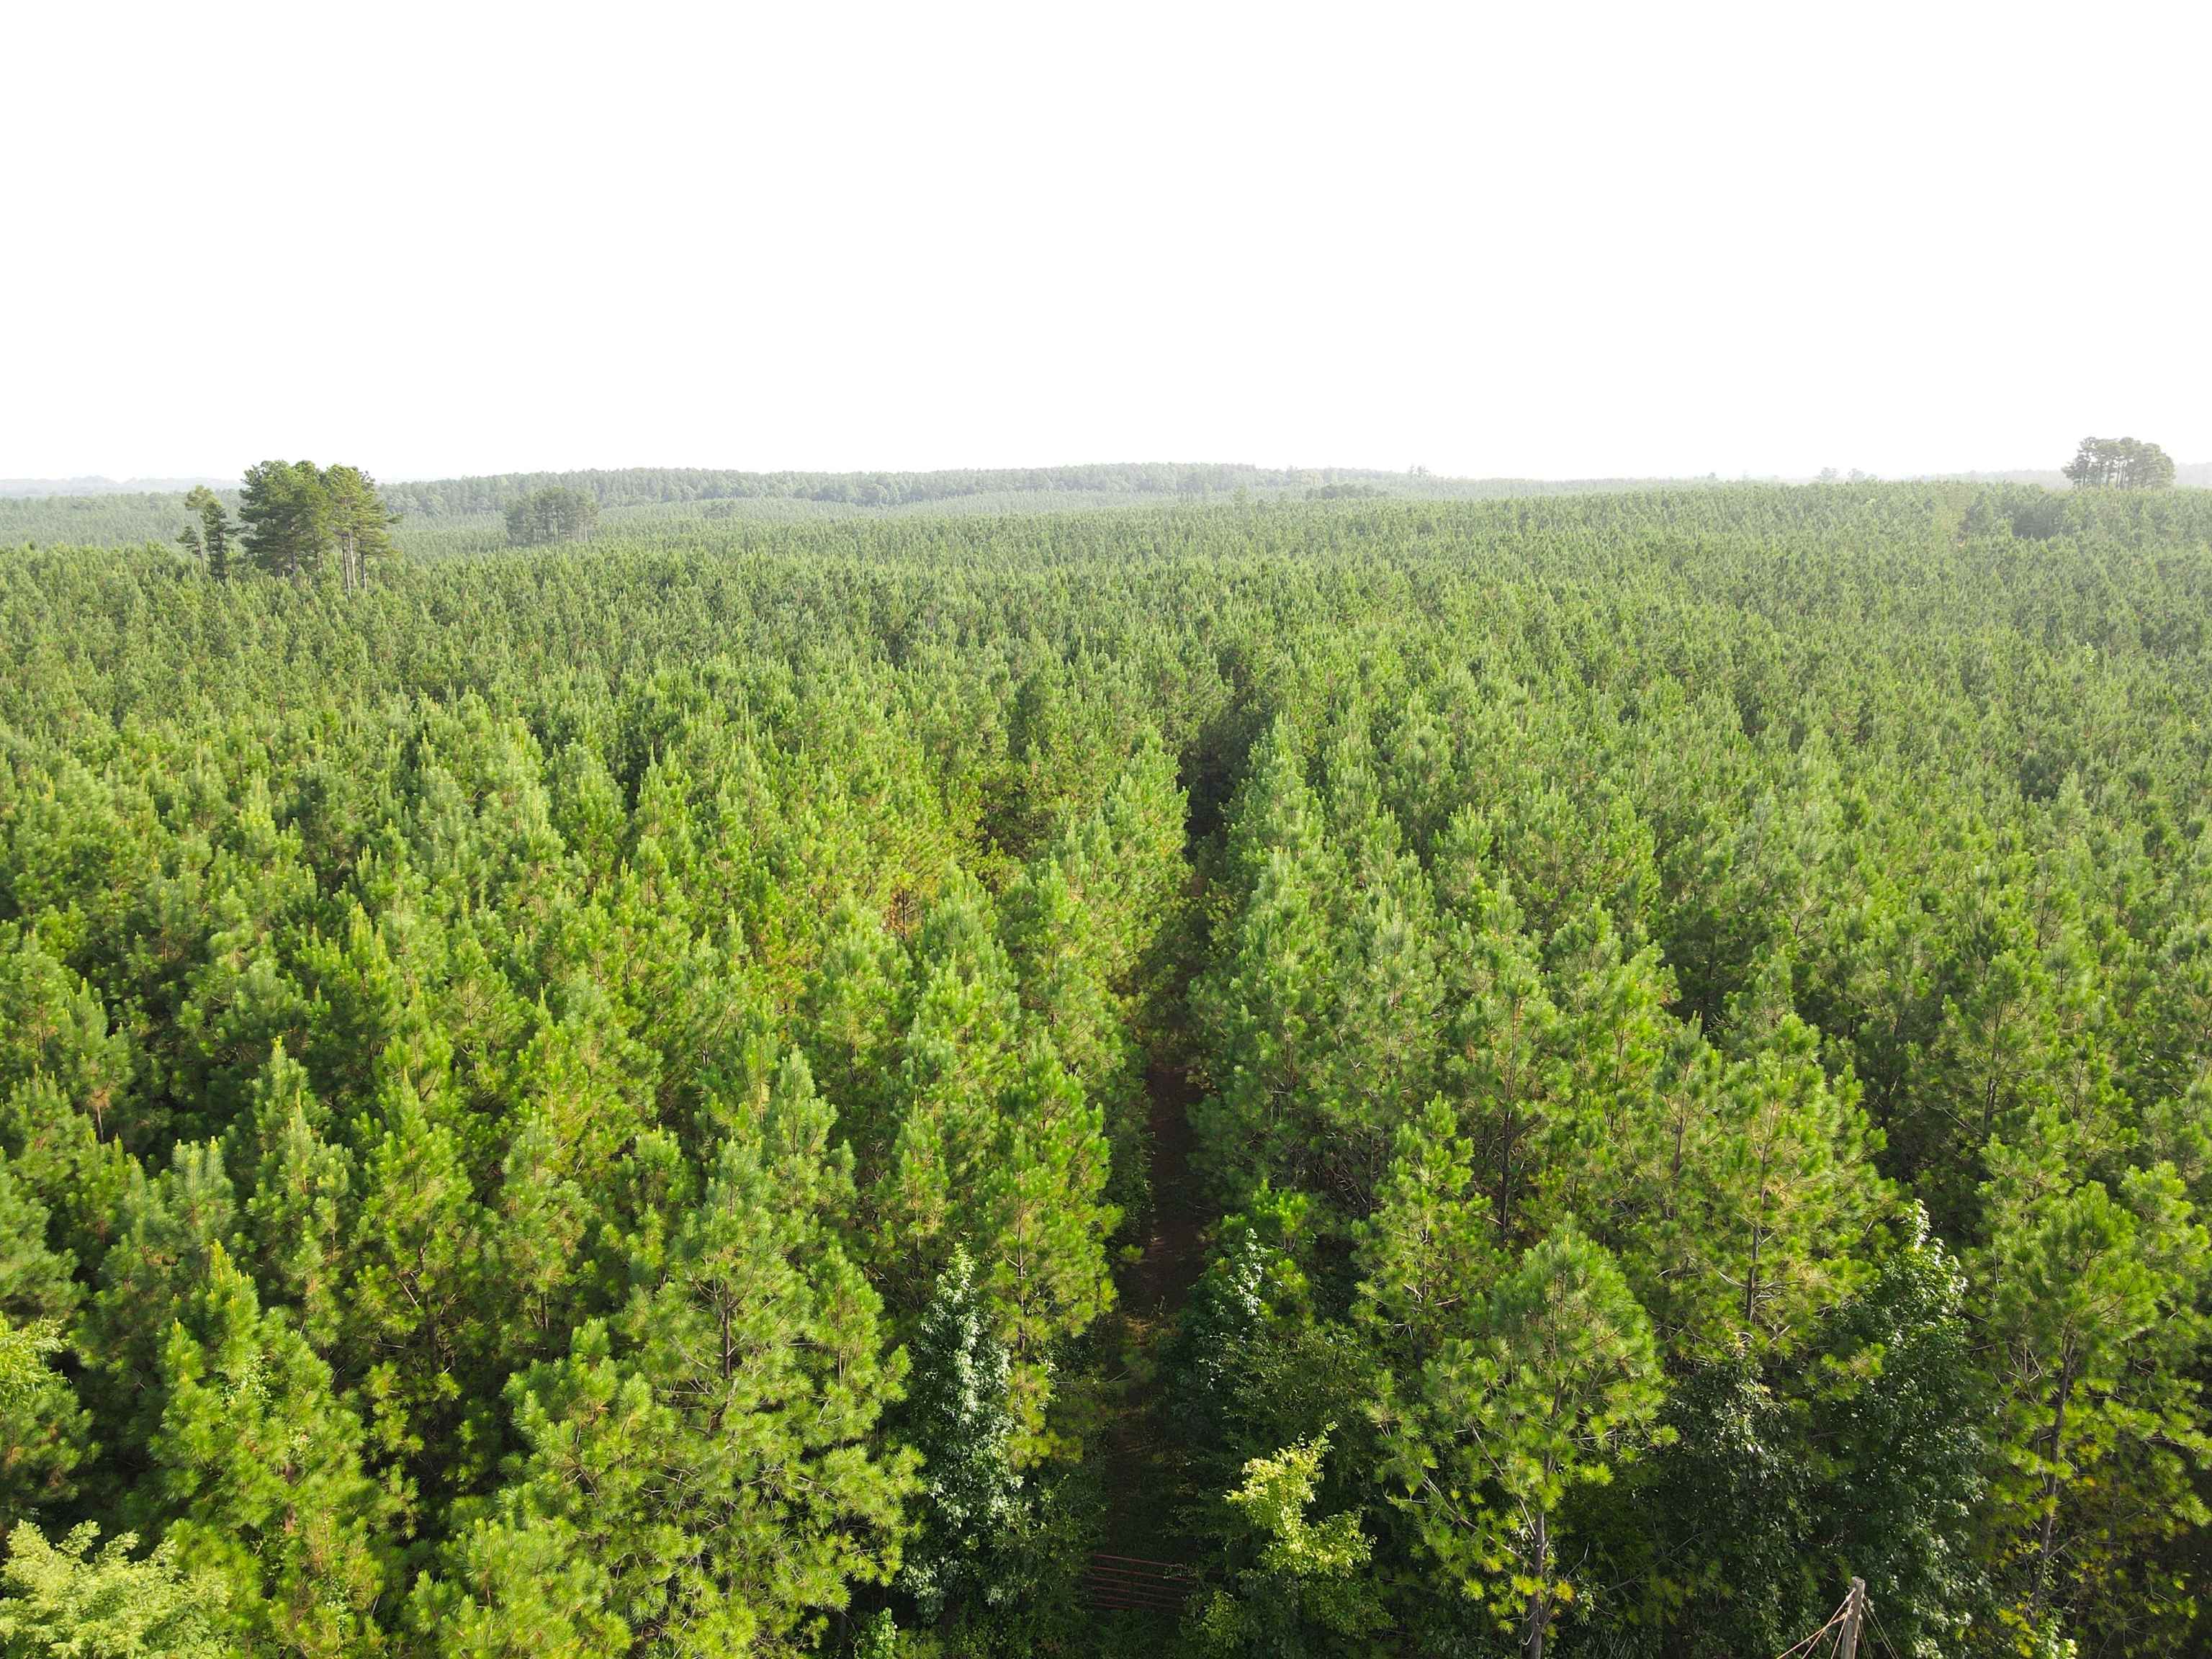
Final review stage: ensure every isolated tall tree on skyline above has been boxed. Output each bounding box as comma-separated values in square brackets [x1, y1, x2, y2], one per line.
[505, 485, 599, 546]
[323, 464, 396, 592]
[238, 460, 329, 579]
[237, 461, 395, 587]
[177, 485, 234, 578]
[2062, 436, 2175, 490]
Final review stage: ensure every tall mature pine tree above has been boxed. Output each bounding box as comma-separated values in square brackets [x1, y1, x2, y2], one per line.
[321, 464, 397, 593]
[181, 485, 234, 579]
[238, 460, 331, 580]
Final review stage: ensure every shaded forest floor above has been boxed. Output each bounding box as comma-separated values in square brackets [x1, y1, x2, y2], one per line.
[1092, 1059, 1208, 1565]
[1128, 1060, 1207, 1317]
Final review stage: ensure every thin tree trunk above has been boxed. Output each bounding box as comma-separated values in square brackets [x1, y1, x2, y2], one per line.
[2031, 1362, 2074, 1619]
[1525, 1506, 1550, 1659]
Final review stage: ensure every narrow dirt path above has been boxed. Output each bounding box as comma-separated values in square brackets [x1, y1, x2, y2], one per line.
[1128, 1059, 1206, 1318]
[1093, 1059, 1209, 1568]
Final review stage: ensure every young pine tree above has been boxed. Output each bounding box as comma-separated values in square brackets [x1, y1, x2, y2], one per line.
[1353, 1095, 1498, 1366]
[0, 1151, 89, 1526]
[84, 1141, 240, 1455]
[1377, 1226, 1665, 1659]
[145, 1243, 393, 1658]
[228, 1043, 354, 1353]
[0, 1315, 90, 1529]
[1805, 1214, 1988, 1655]
[1444, 894, 1568, 1252]
[425, 1119, 916, 1655]
[1979, 1136, 2210, 1650]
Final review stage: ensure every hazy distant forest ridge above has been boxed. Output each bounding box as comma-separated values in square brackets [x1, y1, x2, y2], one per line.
[0, 462, 1745, 557]
[3, 480, 2211, 1659]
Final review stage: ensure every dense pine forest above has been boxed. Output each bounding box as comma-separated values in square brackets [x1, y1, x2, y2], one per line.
[5, 482, 2212, 1659]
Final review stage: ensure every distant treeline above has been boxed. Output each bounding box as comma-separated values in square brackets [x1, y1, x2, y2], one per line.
[376, 463, 1735, 517]
[0, 477, 231, 499]
[0, 465, 1714, 547]
[0, 492, 240, 547]
[9, 461, 2208, 553]
[1917, 461, 2212, 489]
[382, 463, 1393, 516]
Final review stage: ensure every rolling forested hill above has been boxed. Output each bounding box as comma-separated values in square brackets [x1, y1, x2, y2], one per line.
[3, 483, 2211, 1658]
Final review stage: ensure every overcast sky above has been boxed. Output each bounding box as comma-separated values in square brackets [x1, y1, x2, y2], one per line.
[3, 1, 2203, 484]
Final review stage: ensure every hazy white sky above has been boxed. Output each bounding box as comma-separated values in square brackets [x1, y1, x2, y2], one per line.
[3, 1, 2204, 483]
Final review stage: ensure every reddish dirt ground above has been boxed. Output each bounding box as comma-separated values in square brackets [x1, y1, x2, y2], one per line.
[1127, 1059, 1205, 1318]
